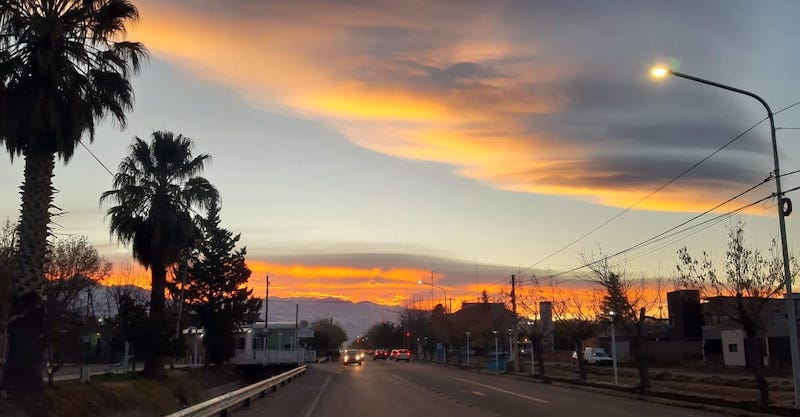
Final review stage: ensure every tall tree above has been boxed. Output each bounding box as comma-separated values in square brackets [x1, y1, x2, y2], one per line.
[675, 219, 786, 410]
[0, 0, 146, 391]
[171, 199, 261, 365]
[101, 131, 217, 377]
[583, 251, 657, 391]
[311, 318, 348, 357]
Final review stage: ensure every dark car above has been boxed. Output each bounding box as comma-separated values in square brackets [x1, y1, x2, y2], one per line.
[373, 349, 388, 360]
[343, 349, 362, 366]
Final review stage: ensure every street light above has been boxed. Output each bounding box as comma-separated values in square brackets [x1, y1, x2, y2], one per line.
[609, 311, 618, 385]
[466, 331, 471, 367]
[507, 328, 514, 365]
[492, 330, 499, 372]
[418, 280, 448, 313]
[652, 66, 800, 408]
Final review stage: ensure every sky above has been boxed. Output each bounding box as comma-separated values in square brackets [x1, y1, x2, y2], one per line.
[3, 0, 800, 309]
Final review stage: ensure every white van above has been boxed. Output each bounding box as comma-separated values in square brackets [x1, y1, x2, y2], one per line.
[583, 347, 613, 365]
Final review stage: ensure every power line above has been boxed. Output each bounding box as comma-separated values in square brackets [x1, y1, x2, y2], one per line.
[549, 188, 786, 279]
[78, 140, 115, 177]
[520, 99, 800, 275]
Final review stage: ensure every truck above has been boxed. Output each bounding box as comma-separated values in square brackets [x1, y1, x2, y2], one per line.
[583, 347, 614, 366]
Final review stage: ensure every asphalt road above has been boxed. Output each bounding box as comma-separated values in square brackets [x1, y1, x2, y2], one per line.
[235, 359, 726, 417]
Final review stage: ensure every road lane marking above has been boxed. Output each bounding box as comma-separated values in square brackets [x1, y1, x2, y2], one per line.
[471, 391, 486, 396]
[303, 374, 332, 417]
[453, 377, 550, 404]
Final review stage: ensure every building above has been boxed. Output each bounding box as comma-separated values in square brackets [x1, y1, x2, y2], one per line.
[667, 290, 704, 341]
[232, 321, 316, 365]
[701, 295, 800, 368]
[450, 302, 515, 353]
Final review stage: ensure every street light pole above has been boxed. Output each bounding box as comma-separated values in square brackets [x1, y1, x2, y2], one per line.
[610, 311, 618, 385]
[508, 328, 514, 367]
[493, 330, 499, 373]
[466, 331, 470, 367]
[418, 280, 448, 313]
[653, 67, 800, 407]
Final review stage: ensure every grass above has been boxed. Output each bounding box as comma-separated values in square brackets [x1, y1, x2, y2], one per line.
[0, 367, 243, 417]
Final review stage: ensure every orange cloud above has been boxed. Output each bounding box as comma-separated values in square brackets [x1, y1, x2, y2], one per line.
[126, 1, 759, 216]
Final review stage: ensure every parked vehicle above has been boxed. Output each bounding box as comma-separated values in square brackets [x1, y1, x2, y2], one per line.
[343, 349, 362, 366]
[583, 347, 613, 365]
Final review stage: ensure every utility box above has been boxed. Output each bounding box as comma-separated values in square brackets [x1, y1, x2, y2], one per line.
[487, 354, 507, 372]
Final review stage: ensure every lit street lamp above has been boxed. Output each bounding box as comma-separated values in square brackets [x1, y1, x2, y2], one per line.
[652, 66, 800, 408]
[418, 280, 448, 313]
[609, 311, 618, 385]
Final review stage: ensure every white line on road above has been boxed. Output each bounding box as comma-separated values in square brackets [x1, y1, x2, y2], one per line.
[453, 377, 550, 404]
[471, 391, 486, 397]
[303, 374, 332, 417]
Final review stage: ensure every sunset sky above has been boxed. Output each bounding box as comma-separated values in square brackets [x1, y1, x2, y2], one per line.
[3, 1, 800, 309]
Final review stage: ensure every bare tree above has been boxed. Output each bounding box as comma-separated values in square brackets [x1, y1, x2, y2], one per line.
[675, 219, 787, 410]
[42, 235, 112, 384]
[517, 275, 553, 377]
[553, 288, 601, 381]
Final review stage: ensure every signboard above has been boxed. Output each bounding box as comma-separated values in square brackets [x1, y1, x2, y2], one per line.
[297, 328, 314, 338]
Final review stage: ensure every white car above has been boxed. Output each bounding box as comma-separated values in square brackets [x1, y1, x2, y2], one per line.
[394, 349, 411, 362]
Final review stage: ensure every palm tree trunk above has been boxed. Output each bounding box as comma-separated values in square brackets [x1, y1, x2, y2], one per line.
[143, 263, 167, 378]
[2, 149, 55, 392]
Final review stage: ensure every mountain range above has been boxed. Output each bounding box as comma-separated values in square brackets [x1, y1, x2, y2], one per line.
[93, 286, 402, 342]
[261, 297, 402, 341]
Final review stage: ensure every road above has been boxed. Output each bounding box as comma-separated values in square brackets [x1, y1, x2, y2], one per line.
[235, 359, 725, 417]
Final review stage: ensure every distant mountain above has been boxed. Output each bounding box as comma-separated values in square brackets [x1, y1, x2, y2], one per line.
[92, 286, 401, 342]
[260, 297, 402, 342]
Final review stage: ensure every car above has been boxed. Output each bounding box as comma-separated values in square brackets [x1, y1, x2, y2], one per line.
[373, 349, 388, 360]
[389, 349, 399, 360]
[394, 349, 411, 362]
[342, 349, 362, 366]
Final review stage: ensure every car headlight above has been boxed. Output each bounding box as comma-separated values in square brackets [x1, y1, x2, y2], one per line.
[344, 355, 349, 361]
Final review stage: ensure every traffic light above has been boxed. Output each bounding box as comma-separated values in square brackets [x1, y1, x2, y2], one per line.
[405, 331, 410, 337]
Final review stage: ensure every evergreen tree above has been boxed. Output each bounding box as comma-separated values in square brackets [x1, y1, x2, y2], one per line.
[172, 199, 261, 365]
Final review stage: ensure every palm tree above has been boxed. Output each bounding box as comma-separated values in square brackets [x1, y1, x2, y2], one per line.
[101, 131, 218, 377]
[0, 0, 145, 392]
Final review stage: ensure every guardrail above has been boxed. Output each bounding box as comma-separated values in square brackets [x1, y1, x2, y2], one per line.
[164, 365, 307, 417]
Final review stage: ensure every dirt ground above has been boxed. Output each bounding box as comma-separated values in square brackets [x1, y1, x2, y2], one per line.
[0, 366, 243, 417]
[544, 361, 795, 409]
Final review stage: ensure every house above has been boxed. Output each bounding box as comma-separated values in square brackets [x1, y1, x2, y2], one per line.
[231, 321, 316, 365]
[701, 295, 800, 368]
[449, 302, 515, 353]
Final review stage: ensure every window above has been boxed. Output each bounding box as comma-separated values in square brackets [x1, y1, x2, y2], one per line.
[728, 343, 738, 353]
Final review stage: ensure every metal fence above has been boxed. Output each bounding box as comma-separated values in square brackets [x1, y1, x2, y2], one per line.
[164, 365, 307, 417]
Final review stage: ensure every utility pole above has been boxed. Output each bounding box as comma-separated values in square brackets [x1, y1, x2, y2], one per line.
[264, 275, 269, 363]
[430, 270, 434, 310]
[511, 274, 519, 373]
